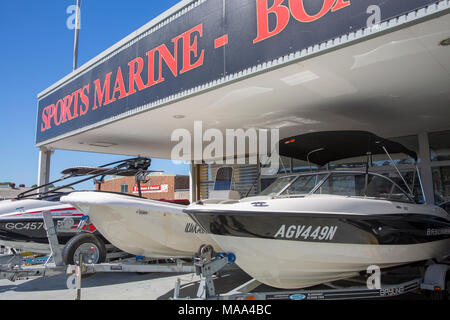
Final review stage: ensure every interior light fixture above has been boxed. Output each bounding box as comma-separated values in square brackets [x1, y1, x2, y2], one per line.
[87, 142, 117, 148]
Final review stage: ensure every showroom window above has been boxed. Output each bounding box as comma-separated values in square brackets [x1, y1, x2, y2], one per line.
[121, 184, 129, 194]
[429, 130, 450, 161]
[432, 166, 450, 205]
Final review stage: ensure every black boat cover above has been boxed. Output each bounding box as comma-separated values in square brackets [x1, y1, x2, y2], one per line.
[60, 167, 140, 177]
[278, 131, 418, 166]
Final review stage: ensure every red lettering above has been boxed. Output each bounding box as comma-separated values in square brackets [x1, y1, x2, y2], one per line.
[332, 0, 351, 12]
[145, 48, 163, 88]
[253, 0, 290, 44]
[93, 72, 113, 109]
[48, 104, 56, 128]
[111, 67, 127, 101]
[173, 24, 204, 74]
[62, 94, 74, 123]
[80, 85, 90, 115]
[41, 105, 53, 132]
[54, 99, 64, 126]
[289, 0, 336, 23]
[156, 43, 178, 82]
[128, 57, 146, 95]
[71, 90, 80, 119]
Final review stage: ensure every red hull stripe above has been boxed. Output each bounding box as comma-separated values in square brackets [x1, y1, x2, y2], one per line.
[9, 207, 79, 216]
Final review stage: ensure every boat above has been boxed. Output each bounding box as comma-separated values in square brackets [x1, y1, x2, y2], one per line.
[61, 191, 222, 258]
[184, 131, 450, 289]
[0, 157, 151, 261]
[60, 165, 225, 259]
[0, 195, 86, 254]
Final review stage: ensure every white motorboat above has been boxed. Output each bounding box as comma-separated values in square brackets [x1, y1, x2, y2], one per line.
[0, 196, 85, 254]
[0, 157, 150, 260]
[60, 163, 228, 259]
[185, 131, 450, 289]
[61, 191, 221, 258]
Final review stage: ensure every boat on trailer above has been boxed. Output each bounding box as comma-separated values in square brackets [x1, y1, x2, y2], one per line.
[0, 157, 152, 263]
[185, 131, 450, 289]
[61, 163, 225, 259]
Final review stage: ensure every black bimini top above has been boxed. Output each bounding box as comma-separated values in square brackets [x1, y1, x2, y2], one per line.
[60, 167, 141, 177]
[278, 131, 418, 167]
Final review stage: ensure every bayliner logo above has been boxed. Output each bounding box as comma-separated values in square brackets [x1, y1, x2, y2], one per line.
[274, 225, 338, 240]
[426, 228, 450, 236]
[185, 222, 205, 234]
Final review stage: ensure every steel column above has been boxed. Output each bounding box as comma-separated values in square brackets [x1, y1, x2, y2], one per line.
[37, 147, 53, 193]
[189, 161, 197, 203]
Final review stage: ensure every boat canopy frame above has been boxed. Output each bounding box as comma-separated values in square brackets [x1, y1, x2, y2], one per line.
[276, 131, 425, 203]
[17, 157, 158, 200]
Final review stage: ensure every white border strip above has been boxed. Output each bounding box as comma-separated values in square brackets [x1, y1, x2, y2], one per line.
[36, 0, 450, 147]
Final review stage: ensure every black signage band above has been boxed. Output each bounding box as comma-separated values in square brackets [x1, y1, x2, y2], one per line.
[36, 0, 447, 145]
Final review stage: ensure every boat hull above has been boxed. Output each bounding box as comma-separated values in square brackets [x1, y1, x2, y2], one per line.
[185, 195, 450, 289]
[0, 204, 86, 254]
[61, 192, 221, 258]
[210, 235, 450, 289]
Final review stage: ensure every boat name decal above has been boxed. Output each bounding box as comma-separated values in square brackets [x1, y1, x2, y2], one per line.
[185, 222, 206, 234]
[426, 228, 450, 236]
[4, 222, 44, 231]
[251, 202, 268, 207]
[136, 209, 149, 216]
[274, 225, 338, 241]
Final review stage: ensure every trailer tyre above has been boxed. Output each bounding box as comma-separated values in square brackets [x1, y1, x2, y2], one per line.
[63, 233, 107, 266]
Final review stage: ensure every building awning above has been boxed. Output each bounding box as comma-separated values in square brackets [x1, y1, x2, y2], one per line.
[36, 0, 450, 160]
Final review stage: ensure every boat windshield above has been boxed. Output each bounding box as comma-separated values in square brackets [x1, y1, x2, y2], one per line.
[280, 174, 327, 196]
[313, 172, 413, 202]
[259, 176, 297, 196]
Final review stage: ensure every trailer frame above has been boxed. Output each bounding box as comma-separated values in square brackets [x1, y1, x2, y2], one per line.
[172, 251, 450, 301]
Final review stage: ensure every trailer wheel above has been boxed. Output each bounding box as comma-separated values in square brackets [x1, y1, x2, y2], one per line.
[63, 233, 107, 266]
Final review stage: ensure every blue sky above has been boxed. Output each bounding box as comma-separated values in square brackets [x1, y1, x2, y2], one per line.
[0, 0, 189, 189]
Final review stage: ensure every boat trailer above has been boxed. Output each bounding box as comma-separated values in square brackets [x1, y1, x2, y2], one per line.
[0, 211, 197, 293]
[1, 212, 448, 300]
[173, 247, 450, 301]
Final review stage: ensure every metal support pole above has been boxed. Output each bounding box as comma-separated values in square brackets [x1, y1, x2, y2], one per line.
[76, 254, 82, 300]
[382, 146, 414, 196]
[189, 162, 197, 203]
[418, 132, 435, 204]
[37, 147, 53, 194]
[73, 0, 81, 71]
[42, 211, 64, 266]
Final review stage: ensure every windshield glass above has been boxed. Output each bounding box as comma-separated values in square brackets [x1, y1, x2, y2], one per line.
[259, 176, 297, 196]
[314, 172, 412, 202]
[281, 174, 327, 196]
[214, 167, 234, 191]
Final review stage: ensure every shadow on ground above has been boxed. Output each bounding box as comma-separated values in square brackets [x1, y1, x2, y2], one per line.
[158, 269, 253, 300]
[0, 271, 188, 294]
